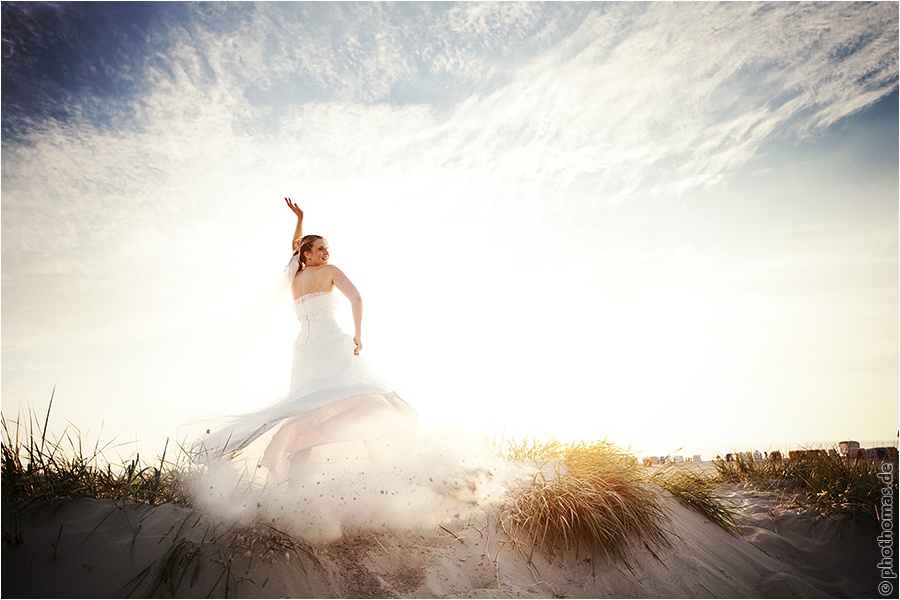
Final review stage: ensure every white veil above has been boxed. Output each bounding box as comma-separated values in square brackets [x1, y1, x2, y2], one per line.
[212, 253, 299, 366]
[177, 254, 300, 458]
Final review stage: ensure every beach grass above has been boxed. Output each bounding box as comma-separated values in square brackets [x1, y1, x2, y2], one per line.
[494, 438, 742, 564]
[1, 391, 191, 506]
[649, 464, 741, 534]
[496, 439, 675, 563]
[713, 449, 896, 521]
[117, 519, 321, 598]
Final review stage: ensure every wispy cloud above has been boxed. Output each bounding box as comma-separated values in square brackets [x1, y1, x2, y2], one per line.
[6, 3, 895, 200]
[159, 2, 897, 204]
[4, 1, 895, 296]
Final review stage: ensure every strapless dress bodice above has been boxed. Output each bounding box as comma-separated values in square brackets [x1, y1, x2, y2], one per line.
[293, 290, 342, 345]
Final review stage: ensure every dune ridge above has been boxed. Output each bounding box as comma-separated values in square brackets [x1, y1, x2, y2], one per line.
[2, 475, 881, 598]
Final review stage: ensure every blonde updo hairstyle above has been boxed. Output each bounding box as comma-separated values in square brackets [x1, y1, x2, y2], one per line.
[294, 234, 324, 274]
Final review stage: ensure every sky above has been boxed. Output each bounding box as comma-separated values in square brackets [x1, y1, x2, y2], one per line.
[2, 1, 898, 461]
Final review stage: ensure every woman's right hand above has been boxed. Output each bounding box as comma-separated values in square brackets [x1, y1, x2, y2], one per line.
[285, 198, 304, 220]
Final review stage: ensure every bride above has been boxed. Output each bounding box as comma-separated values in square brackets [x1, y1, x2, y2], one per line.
[194, 199, 417, 483]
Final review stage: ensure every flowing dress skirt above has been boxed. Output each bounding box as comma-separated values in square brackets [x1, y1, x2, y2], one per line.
[194, 290, 417, 479]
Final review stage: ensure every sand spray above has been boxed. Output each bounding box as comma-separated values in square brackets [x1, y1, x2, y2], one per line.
[187, 422, 527, 542]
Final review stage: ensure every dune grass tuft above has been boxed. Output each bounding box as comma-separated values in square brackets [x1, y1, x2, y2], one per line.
[649, 465, 741, 534]
[1, 392, 191, 506]
[496, 438, 670, 563]
[119, 520, 321, 598]
[713, 449, 896, 521]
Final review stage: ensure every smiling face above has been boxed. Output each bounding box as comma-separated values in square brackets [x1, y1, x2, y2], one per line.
[303, 238, 329, 267]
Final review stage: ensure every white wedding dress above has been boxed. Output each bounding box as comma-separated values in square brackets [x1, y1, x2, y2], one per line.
[194, 287, 417, 480]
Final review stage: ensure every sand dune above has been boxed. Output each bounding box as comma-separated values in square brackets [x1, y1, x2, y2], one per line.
[2, 476, 880, 598]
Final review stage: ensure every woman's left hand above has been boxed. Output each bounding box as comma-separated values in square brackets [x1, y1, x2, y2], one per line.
[353, 336, 363, 356]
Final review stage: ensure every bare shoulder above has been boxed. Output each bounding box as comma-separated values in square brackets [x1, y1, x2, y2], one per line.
[324, 264, 347, 278]
[328, 265, 360, 298]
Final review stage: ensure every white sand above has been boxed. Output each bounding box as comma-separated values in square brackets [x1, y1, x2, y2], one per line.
[2, 473, 880, 598]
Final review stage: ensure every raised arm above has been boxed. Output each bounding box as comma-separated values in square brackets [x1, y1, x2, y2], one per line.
[285, 198, 304, 252]
[331, 266, 364, 355]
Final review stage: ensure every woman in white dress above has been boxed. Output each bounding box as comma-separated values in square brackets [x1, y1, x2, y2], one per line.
[195, 199, 417, 483]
